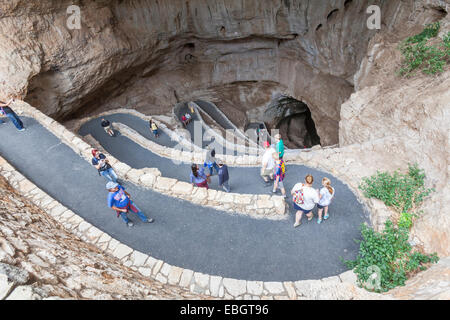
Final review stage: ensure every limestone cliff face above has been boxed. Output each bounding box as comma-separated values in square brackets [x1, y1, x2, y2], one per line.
[1, 0, 445, 145]
[338, 8, 450, 256]
[0, 176, 207, 300]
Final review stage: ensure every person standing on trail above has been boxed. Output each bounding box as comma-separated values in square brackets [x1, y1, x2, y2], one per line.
[91, 149, 118, 183]
[0, 99, 25, 131]
[204, 146, 219, 176]
[218, 163, 230, 192]
[260, 141, 275, 186]
[188, 102, 195, 114]
[274, 133, 284, 160]
[101, 118, 114, 136]
[181, 114, 188, 127]
[190, 164, 209, 189]
[149, 119, 159, 138]
[106, 182, 154, 228]
[272, 153, 286, 198]
[185, 112, 192, 124]
[317, 177, 335, 224]
[292, 174, 320, 228]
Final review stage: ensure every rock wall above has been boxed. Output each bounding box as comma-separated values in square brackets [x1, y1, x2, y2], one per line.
[339, 10, 450, 256]
[0, 174, 207, 300]
[1, 0, 444, 146]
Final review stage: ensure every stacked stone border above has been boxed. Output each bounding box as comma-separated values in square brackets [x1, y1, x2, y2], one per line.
[182, 101, 261, 150]
[0, 155, 388, 299]
[2, 101, 397, 299]
[14, 101, 287, 219]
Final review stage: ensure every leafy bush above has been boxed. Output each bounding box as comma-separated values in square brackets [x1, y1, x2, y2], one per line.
[346, 164, 438, 293]
[359, 164, 434, 214]
[398, 22, 449, 76]
[345, 221, 438, 292]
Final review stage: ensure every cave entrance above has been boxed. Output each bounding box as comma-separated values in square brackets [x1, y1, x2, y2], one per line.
[271, 96, 321, 149]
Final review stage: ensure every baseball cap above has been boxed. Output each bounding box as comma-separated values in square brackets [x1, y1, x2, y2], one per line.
[106, 181, 119, 190]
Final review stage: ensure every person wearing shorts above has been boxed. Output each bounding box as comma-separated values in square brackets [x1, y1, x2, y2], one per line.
[260, 141, 275, 186]
[292, 174, 319, 228]
[101, 118, 113, 134]
[272, 154, 286, 198]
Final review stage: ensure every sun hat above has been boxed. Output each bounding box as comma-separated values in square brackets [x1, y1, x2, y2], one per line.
[106, 181, 119, 190]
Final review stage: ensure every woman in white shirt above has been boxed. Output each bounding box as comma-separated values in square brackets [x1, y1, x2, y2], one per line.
[317, 177, 335, 224]
[291, 174, 319, 228]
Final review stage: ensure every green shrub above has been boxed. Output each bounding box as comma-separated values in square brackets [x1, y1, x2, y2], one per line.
[359, 164, 434, 213]
[398, 22, 449, 76]
[345, 221, 438, 293]
[346, 164, 438, 292]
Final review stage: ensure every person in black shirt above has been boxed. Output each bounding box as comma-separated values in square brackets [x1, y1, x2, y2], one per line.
[101, 118, 114, 136]
[0, 99, 25, 131]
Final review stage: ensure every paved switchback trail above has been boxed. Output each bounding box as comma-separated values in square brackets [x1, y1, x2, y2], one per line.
[0, 116, 369, 282]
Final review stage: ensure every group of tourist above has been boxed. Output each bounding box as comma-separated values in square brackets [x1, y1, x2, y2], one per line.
[94, 111, 335, 229]
[189, 146, 230, 193]
[260, 133, 335, 227]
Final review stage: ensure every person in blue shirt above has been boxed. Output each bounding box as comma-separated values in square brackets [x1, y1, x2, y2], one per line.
[217, 163, 230, 192]
[190, 164, 209, 189]
[106, 182, 154, 227]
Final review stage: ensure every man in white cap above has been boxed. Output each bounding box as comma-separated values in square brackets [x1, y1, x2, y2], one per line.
[106, 182, 154, 227]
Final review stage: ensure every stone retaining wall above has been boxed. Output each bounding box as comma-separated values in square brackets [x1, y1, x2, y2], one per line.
[0, 155, 386, 300]
[14, 101, 287, 218]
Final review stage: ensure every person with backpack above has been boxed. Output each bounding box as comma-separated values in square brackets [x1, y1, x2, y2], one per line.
[190, 164, 209, 189]
[0, 99, 25, 131]
[106, 182, 154, 228]
[217, 163, 230, 192]
[101, 118, 114, 136]
[272, 154, 286, 198]
[149, 119, 159, 138]
[91, 149, 118, 183]
[292, 174, 320, 228]
[317, 177, 335, 224]
[204, 146, 219, 176]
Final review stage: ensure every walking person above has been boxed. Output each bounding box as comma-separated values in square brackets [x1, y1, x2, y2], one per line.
[101, 118, 114, 136]
[185, 112, 192, 124]
[274, 133, 284, 160]
[317, 177, 335, 224]
[204, 146, 219, 176]
[292, 174, 320, 228]
[260, 141, 275, 186]
[106, 182, 154, 228]
[0, 99, 25, 131]
[190, 164, 209, 189]
[218, 163, 230, 192]
[91, 149, 118, 183]
[149, 119, 159, 138]
[181, 114, 188, 127]
[272, 154, 286, 198]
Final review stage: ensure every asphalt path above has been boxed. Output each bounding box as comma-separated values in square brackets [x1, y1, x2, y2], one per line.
[0, 116, 369, 282]
[80, 114, 362, 198]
